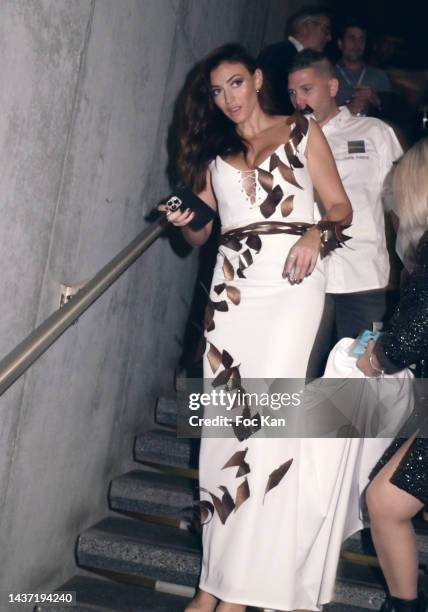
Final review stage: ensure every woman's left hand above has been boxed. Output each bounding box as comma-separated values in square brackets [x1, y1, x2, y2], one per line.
[357, 340, 381, 377]
[283, 229, 320, 283]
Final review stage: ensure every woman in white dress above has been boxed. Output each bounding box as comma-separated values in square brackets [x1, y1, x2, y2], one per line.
[160, 44, 352, 612]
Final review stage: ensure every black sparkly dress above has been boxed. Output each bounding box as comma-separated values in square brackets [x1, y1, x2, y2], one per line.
[369, 231, 428, 504]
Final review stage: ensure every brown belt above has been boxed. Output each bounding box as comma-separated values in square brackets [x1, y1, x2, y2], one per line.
[216, 221, 317, 280]
[220, 221, 312, 252]
[220, 219, 351, 259]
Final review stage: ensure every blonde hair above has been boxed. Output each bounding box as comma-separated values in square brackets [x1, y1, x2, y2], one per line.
[393, 137, 428, 229]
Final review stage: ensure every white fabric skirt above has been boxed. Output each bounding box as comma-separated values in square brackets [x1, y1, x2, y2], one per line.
[198, 339, 413, 610]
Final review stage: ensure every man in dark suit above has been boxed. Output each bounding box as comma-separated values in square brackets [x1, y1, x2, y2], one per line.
[257, 5, 331, 115]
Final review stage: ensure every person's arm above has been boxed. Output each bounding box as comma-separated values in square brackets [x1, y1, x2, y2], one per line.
[158, 170, 217, 247]
[349, 85, 381, 113]
[348, 71, 393, 115]
[306, 119, 352, 223]
[283, 119, 352, 283]
[378, 124, 403, 180]
[357, 236, 428, 376]
[374, 275, 428, 373]
[357, 293, 428, 375]
[356, 339, 383, 377]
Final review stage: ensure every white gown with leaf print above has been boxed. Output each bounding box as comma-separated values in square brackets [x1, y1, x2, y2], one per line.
[198, 116, 387, 611]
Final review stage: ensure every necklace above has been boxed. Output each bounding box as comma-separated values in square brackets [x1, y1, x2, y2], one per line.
[336, 64, 367, 88]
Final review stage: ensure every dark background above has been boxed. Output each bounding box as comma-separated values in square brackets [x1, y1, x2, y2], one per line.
[330, 0, 428, 68]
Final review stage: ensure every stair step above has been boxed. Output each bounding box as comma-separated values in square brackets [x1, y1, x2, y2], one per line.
[77, 516, 394, 591]
[34, 574, 386, 612]
[330, 556, 428, 611]
[337, 558, 386, 589]
[155, 397, 177, 428]
[134, 429, 198, 473]
[77, 517, 201, 587]
[109, 469, 195, 523]
[34, 575, 189, 611]
[75, 515, 420, 612]
[38, 577, 386, 612]
[328, 578, 386, 611]
[344, 528, 428, 568]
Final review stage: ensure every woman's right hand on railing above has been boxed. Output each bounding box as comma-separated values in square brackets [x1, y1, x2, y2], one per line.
[158, 203, 195, 227]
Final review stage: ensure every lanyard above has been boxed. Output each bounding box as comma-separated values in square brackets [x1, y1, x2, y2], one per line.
[336, 64, 367, 88]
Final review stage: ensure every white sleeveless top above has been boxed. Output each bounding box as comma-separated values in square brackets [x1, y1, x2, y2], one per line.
[209, 116, 315, 232]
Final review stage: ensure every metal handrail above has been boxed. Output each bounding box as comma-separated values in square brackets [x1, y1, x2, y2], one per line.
[0, 216, 168, 397]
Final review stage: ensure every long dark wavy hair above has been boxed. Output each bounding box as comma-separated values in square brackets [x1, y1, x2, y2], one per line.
[177, 43, 272, 192]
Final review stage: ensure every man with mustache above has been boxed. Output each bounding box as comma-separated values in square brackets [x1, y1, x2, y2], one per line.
[288, 50, 403, 377]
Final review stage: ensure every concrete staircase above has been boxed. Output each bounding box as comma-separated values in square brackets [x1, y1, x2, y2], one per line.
[36, 397, 428, 612]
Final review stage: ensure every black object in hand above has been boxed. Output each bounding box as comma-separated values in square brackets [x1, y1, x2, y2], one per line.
[166, 187, 216, 230]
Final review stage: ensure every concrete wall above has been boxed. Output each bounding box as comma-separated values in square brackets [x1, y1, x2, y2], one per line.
[0, 0, 277, 598]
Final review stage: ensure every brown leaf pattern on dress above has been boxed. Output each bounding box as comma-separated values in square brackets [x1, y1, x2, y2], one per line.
[237, 248, 254, 278]
[235, 477, 250, 511]
[226, 285, 241, 305]
[212, 364, 242, 389]
[271, 153, 302, 190]
[259, 184, 284, 218]
[317, 220, 352, 257]
[218, 221, 310, 284]
[264, 458, 294, 501]
[221, 349, 234, 370]
[200, 486, 235, 524]
[214, 282, 241, 306]
[212, 299, 228, 312]
[222, 254, 235, 280]
[200, 113, 309, 522]
[257, 167, 274, 193]
[192, 500, 215, 525]
[284, 140, 304, 168]
[204, 301, 215, 332]
[283, 113, 308, 173]
[229, 366, 242, 390]
[289, 124, 303, 150]
[219, 228, 264, 281]
[218, 486, 236, 517]
[207, 341, 222, 373]
[281, 195, 294, 217]
[288, 112, 309, 144]
[222, 236, 242, 252]
[222, 448, 250, 477]
[268, 152, 281, 173]
[245, 233, 262, 252]
[204, 297, 228, 332]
